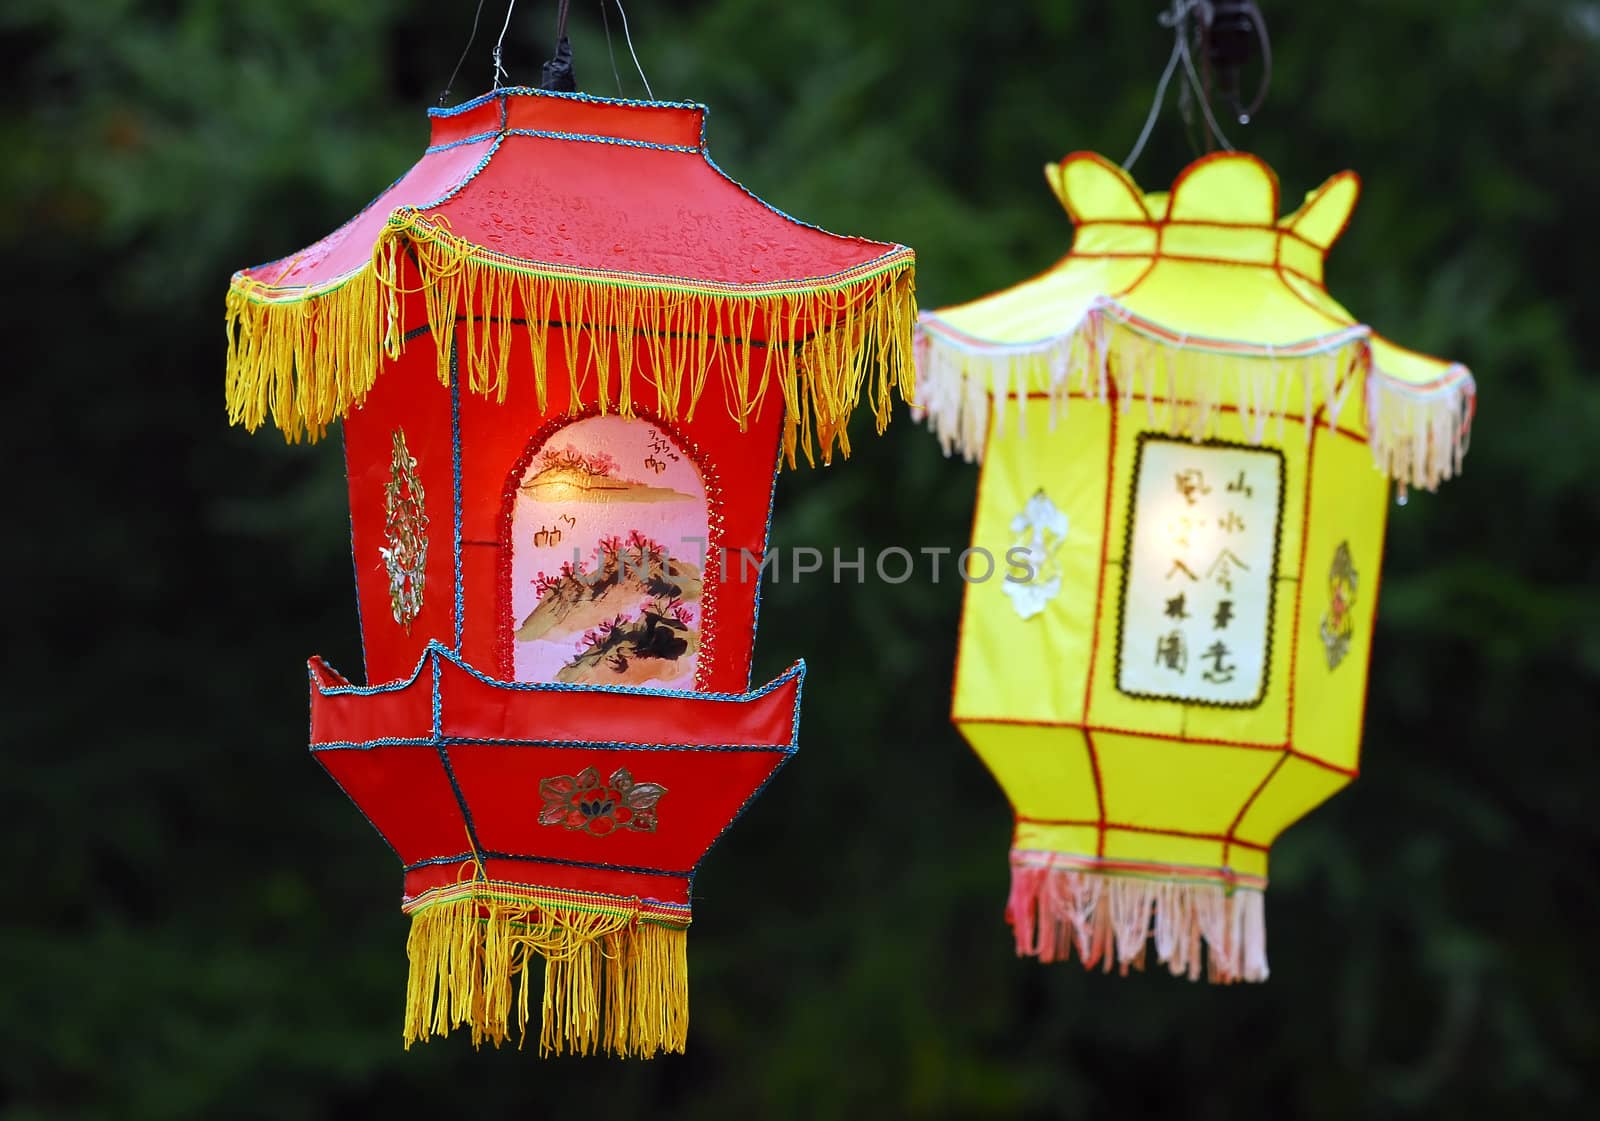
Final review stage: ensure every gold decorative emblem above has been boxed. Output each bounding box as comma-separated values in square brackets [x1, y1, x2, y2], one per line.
[1320, 541, 1358, 670]
[538, 767, 667, 836]
[380, 428, 428, 631]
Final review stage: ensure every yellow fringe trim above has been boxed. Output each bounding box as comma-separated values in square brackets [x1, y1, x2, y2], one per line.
[401, 884, 691, 1057]
[225, 208, 917, 467]
[915, 306, 1474, 491]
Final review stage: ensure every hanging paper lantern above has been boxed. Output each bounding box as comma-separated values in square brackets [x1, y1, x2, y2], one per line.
[915, 151, 1473, 982]
[224, 87, 915, 1054]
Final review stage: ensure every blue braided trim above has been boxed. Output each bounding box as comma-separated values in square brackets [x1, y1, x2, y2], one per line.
[309, 647, 806, 889]
[431, 85, 707, 126]
[699, 149, 911, 257]
[242, 87, 914, 293]
[450, 642, 804, 701]
[425, 127, 700, 155]
[233, 134, 500, 289]
[424, 129, 500, 153]
[692, 659, 806, 879]
[431, 657, 487, 878]
[419, 133, 503, 210]
[309, 751, 402, 862]
[428, 88, 910, 256]
[449, 343, 464, 649]
[312, 641, 804, 702]
[311, 735, 797, 754]
[502, 127, 698, 153]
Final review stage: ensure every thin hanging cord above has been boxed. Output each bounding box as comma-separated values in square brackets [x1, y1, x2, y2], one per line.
[554, 0, 571, 40]
[440, 0, 491, 106]
[1236, 0, 1271, 122]
[1121, 0, 1234, 169]
[491, 0, 519, 90]
[600, 0, 624, 95]
[1176, 6, 1234, 151]
[614, 0, 653, 99]
[1122, 29, 1183, 168]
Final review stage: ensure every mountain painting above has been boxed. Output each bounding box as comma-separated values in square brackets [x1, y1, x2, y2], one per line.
[510, 415, 709, 689]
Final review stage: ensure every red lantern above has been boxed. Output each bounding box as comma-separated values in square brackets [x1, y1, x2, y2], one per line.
[224, 88, 915, 1056]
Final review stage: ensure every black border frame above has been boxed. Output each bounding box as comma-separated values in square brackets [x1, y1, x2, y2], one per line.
[1112, 432, 1288, 711]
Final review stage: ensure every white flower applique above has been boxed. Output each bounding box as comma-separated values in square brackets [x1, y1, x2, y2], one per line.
[1003, 489, 1069, 621]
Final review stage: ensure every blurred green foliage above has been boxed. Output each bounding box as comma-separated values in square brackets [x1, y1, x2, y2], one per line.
[3, 1, 1598, 1117]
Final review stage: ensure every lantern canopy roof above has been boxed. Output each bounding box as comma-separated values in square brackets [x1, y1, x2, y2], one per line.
[238, 88, 910, 298]
[916, 151, 1475, 489]
[225, 88, 916, 461]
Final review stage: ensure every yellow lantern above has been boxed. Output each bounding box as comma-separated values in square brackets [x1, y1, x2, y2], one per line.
[916, 151, 1475, 982]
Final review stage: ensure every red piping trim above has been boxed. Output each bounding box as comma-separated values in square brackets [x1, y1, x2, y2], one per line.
[955, 717, 1360, 778]
[1017, 817, 1272, 854]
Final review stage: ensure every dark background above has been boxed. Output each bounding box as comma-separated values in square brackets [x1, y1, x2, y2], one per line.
[5, 1, 1598, 1117]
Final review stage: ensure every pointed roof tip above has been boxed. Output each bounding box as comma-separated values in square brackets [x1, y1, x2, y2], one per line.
[1046, 150, 1358, 235]
[1280, 170, 1362, 249]
[923, 147, 1469, 392]
[1045, 151, 1150, 223]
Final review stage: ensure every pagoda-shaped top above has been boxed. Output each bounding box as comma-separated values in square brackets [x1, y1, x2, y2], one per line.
[915, 152, 1473, 489]
[226, 87, 916, 463]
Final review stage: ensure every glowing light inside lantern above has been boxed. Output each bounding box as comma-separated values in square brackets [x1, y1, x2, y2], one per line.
[1116, 436, 1284, 707]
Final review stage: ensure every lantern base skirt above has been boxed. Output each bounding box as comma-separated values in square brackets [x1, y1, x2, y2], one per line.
[401, 880, 690, 1057]
[1005, 851, 1268, 984]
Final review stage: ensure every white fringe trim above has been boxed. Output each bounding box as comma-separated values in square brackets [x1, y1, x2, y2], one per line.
[913, 299, 1474, 492]
[1006, 862, 1269, 984]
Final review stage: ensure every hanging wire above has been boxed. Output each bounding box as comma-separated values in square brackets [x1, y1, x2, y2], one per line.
[440, 0, 491, 105]
[1122, 0, 1249, 170]
[491, 0, 519, 90]
[1121, 18, 1185, 169]
[613, 0, 654, 99]
[600, 0, 625, 95]
[1230, 1, 1272, 123]
[1175, 4, 1235, 151]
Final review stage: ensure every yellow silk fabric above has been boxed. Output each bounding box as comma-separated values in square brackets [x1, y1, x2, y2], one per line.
[928, 151, 1470, 887]
[932, 151, 1457, 393]
[955, 400, 1387, 882]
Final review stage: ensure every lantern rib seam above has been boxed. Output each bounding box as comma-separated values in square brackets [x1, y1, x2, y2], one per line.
[310, 736, 798, 753]
[690, 660, 805, 884]
[450, 344, 465, 650]
[431, 654, 489, 880]
[311, 640, 803, 702]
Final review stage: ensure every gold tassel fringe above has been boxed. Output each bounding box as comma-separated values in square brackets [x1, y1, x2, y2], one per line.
[401, 882, 691, 1057]
[225, 208, 917, 466]
[914, 304, 1474, 491]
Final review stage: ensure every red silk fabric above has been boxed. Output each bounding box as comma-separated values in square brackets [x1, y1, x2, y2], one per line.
[240, 88, 903, 294]
[311, 649, 801, 894]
